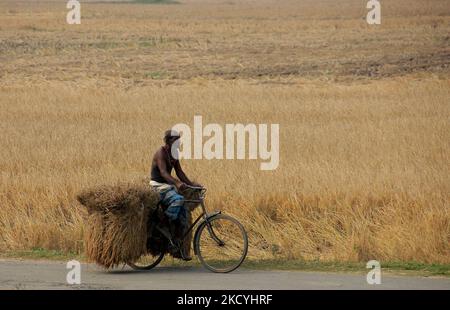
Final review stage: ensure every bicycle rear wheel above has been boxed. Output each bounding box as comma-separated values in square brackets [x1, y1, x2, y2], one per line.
[128, 252, 165, 271]
[195, 214, 248, 273]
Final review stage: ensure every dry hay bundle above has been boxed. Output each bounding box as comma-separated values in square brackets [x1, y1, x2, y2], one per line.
[77, 182, 160, 269]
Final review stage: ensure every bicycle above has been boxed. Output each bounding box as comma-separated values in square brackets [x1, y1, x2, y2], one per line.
[127, 185, 248, 273]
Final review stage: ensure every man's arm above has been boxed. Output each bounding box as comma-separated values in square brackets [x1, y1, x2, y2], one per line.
[155, 150, 185, 189]
[174, 160, 201, 187]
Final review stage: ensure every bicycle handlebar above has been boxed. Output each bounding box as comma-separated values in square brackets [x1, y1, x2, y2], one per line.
[185, 185, 206, 191]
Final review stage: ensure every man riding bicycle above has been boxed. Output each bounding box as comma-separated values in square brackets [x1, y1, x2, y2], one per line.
[149, 129, 202, 261]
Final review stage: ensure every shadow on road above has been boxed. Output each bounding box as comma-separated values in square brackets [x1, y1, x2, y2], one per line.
[104, 266, 212, 275]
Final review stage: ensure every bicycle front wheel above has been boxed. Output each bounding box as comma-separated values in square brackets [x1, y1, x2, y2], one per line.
[195, 214, 248, 273]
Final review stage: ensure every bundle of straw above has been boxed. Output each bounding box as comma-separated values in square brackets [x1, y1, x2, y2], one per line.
[77, 182, 159, 268]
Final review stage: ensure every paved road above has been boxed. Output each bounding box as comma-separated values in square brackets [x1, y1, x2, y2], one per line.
[0, 259, 448, 290]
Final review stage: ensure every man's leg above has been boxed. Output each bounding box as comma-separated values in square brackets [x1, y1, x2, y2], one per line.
[159, 187, 191, 260]
[181, 210, 193, 258]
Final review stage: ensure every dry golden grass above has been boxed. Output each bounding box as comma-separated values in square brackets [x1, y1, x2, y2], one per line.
[0, 0, 449, 264]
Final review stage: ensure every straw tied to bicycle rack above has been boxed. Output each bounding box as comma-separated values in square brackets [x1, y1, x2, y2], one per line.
[77, 179, 248, 273]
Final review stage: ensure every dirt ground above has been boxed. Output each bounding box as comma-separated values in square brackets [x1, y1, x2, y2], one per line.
[0, 0, 449, 85]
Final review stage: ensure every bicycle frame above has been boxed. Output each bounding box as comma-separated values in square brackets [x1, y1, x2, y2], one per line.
[181, 188, 224, 246]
